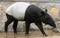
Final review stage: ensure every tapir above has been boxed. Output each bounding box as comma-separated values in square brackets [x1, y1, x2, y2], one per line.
[5, 2, 56, 36]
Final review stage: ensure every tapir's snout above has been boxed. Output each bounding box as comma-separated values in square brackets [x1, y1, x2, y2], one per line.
[49, 23, 56, 29]
[52, 26, 56, 30]
[50, 23, 56, 30]
[47, 18, 56, 29]
[52, 27, 59, 33]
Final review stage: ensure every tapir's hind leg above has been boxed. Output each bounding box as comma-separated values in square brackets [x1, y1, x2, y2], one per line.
[5, 14, 13, 33]
[13, 19, 18, 33]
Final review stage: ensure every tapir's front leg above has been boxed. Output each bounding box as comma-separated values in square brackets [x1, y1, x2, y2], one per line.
[25, 21, 30, 35]
[35, 22, 48, 36]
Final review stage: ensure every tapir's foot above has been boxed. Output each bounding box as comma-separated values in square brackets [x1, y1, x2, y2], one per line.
[25, 32, 29, 36]
[25, 34, 29, 36]
[14, 31, 19, 35]
[16, 33, 19, 35]
[43, 34, 48, 36]
[14, 32, 19, 35]
[25, 32, 30, 36]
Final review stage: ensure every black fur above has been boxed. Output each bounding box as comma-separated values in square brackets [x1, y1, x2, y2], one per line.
[5, 14, 18, 33]
[5, 5, 56, 36]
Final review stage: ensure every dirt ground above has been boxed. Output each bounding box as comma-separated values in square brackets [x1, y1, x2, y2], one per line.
[0, 29, 60, 38]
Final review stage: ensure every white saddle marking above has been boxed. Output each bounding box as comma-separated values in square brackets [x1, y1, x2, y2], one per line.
[6, 2, 31, 20]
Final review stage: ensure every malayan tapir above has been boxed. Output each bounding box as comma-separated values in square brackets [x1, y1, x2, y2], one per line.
[5, 2, 56, 36]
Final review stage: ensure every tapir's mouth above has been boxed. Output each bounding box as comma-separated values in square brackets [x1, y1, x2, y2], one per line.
[49, 26, 56, 30]
[52, 27, 56, 29]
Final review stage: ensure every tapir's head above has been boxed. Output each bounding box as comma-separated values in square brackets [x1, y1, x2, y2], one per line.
[41, 9, 56, 29]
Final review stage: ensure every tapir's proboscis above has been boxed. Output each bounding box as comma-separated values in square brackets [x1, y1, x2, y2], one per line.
[5, 2, 56, 36]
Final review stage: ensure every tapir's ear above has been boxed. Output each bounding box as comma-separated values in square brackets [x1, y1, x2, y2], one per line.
[41, 9, 48, 16]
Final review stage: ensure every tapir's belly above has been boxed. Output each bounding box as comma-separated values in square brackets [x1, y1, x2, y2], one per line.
[6, 2, 31, 20]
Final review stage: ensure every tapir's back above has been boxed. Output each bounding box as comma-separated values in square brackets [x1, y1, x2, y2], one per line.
[6, 2, 31, 20]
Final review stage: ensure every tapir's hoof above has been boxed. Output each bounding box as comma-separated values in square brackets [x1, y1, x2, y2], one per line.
[25, 33, 30, 36]
[43, 34, 48, 36]
[14, 33, 19, 35]
[25, 34, 29, 36]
